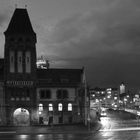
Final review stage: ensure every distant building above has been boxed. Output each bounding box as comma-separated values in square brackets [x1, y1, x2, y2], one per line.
[90, 87, 119, 109]
[0, 8, 88, 126]
[120, 83, 126, 94]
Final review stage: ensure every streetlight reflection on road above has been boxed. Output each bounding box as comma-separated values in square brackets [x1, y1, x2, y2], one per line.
[37, 134, 45, 140]
[100, 117, 111, 131]
[100, 117, 110, 126]
[19, 135, 29, 139]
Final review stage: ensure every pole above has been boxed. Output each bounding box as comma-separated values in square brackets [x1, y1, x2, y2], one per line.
[83, 67, 87, 126]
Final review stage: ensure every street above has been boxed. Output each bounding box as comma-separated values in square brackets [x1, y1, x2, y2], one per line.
[0, 109, 140, 140]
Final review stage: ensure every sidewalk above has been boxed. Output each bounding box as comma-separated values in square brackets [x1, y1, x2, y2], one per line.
[0, 123, 102, 134]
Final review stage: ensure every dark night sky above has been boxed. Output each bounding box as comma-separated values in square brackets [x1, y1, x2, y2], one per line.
[0, 0, 140, 92]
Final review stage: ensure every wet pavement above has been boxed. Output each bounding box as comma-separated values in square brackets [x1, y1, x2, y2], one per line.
[0, 109, 140, 140]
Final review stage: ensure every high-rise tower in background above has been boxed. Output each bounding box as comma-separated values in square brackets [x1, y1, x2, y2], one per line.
[120, 83, 126, 94]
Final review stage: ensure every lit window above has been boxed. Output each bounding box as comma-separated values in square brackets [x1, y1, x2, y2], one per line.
[107, 95, 111, 98]
[124, 98, 127, 102]
[107, 91, 111, 94]
[114, 97, 117, 100]
[101, 91, 104, 94]
[58, 103, 63, 111]
[68, 103, 72, 111]
[92, 94, 95, 97]
[127, 95, 129, 98]
[39, 104, 43, 111]
[95, 99, 99, 103]
[49, 104, 53, 111]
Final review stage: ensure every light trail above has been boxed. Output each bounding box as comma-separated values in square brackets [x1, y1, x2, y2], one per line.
[99, 127, 140, 132]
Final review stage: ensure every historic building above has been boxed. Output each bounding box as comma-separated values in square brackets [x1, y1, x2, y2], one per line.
[0, 8, 88, 126]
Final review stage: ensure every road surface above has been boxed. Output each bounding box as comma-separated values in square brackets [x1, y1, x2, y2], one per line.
[0, 109, 140, 140]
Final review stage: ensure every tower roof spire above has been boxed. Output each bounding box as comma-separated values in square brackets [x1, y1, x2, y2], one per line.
[14, 0, 27, 9]
[4, 8, 35, 35]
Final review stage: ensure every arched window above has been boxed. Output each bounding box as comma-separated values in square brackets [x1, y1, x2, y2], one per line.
[68, 103, 72, 111]
[39, 103, 43, 111]
[58, 103, 63, 111]
[49, 103, 53, 111]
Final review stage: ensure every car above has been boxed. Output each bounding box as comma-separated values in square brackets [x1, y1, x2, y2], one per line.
[100, 110, 107, 117]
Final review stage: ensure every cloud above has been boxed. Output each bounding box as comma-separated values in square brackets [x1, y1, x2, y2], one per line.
[36, 0, 140, 89]
[1, 0, 140, 89]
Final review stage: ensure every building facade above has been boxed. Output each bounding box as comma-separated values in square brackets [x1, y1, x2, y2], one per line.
[90, 87, 119, 110]
[0, 8, 88, 126]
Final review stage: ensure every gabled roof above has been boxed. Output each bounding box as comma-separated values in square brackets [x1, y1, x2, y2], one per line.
[4, 8, 35, 35]
[0, 58, 4, 81]
[37, 68, 84, 87]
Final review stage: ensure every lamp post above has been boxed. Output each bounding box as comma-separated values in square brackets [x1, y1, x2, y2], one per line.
[124, 98, 127, 110]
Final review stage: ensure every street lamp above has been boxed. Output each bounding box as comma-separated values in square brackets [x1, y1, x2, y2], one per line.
[124, 98, 127, 109]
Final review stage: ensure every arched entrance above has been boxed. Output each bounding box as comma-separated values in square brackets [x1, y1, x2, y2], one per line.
[13, 108, 30, 126]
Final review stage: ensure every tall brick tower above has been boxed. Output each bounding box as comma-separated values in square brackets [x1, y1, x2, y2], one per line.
[4, 8, 37, 125]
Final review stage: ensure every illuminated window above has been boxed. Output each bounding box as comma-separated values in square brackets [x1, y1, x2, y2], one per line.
[49, 104, 53, 111]
[92, 94, 95, 97]
[107, 91, 111, 94]
[101, 91, 105, 94]
[107, 95, 111, 98]
[58, 103, 63, 111]
[68, 103, 72, 111]
[39, 104, 43, 111]
[95, 99, 99, 103]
